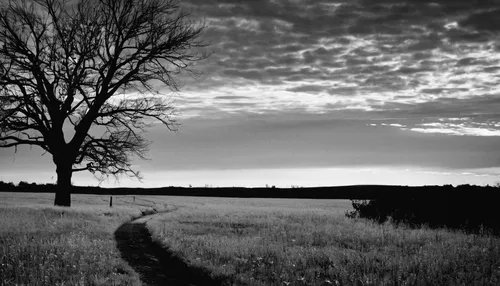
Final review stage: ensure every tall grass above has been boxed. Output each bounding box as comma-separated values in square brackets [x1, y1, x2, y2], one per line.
[148, 198, 500, 285]
[2, 193, 500, 285]
[0, 205, 141, 285]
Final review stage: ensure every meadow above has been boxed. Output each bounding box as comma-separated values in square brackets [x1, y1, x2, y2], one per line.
[1, 192, 500, 285]
[147, 197, 500, 285]
[0, 193, 147, 286]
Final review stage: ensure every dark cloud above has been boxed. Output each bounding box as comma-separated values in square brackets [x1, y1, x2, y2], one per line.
[455, 57, 489, 67]
[396, 66, 434, 75]
[214, 95, 252, 100]
[222, 69, 263, 81]
[406, 34, 443, 51]
[412, 52, 433, 60]
[222, 101, 259, 108]
[287, 85, 325, 94]
[420, 88, 469, 94]
[483, 66, 500, 73]
[377, 94, 500, 118]
[175, 0, 500, 125]
[344, 57, 371, 66]
[328, 87, 359, 96]
[460, 9, 500, 32]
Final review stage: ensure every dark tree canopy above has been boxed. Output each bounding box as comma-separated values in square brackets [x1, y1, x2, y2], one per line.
[0, 0, 208, 206]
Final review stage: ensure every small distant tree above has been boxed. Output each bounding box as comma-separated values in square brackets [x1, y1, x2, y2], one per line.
[0, 0, 208, 206]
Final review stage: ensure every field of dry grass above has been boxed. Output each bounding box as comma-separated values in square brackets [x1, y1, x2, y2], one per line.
[147, 197, 500, 285]
[0, 193, 149, 286]
[1, 192, 500, 285]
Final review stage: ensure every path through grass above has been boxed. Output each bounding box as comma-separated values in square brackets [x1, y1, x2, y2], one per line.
[115, 214, 227, 285]
[0, 193, 152, 285]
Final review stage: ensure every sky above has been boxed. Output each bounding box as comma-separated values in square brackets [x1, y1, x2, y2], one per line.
[2, 0, 500, 187]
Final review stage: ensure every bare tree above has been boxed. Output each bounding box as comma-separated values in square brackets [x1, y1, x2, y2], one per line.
[0, 0, 208, 206]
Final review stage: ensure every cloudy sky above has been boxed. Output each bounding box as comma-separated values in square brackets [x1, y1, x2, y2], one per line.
[3, 0, 500, 187]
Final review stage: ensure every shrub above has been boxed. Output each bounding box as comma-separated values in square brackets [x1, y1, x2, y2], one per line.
[346, 185, 500, 234]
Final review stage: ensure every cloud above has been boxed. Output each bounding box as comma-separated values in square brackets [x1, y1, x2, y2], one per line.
[420, 88, 469, 94]
[409, 125, 500, 136]
[213, 95, 253, 100]
[287, 85, 326, 94]
[370, 115, 500, 137]
[409, 115, 500, 136]
[389, 123, 405, 127]
[460, 9, 500, 32]
[327, 87, 359, 96]
[388, 94, 500, 117]
[167, 0, 500, 134]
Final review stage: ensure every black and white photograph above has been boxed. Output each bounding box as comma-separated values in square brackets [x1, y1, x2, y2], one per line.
[1, 0, 500, 285]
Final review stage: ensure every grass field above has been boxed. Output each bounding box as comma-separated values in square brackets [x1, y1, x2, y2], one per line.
[1, 193, 500, 285]
[147, 197, 500, 286]
[0, 193, 150, 286]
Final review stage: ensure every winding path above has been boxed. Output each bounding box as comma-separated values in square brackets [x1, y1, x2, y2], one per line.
[114, 215, 225, 286]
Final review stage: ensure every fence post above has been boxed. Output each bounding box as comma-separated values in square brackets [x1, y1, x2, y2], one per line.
[110, 196, 113, 208]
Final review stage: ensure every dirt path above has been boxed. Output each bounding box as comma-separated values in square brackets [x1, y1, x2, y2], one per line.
[114, 215, 225, 286]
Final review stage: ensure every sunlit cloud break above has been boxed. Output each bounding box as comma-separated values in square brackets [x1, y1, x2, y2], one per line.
[375, 117, 500, 136]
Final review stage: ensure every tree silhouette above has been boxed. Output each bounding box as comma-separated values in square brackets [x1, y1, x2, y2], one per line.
[0, 0, 208, 206]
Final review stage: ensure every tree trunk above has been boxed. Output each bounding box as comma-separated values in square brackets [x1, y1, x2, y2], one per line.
[54, 163, 72, 207]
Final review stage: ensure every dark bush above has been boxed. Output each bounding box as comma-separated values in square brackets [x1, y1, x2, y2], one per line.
[347, 185, 500, 234]
[0, 181, 15, 192]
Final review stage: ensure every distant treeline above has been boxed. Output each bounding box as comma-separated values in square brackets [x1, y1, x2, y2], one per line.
[0, 180, 499, 200]
[347, 184, 500, 235]
[3, 181, 500, 234]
